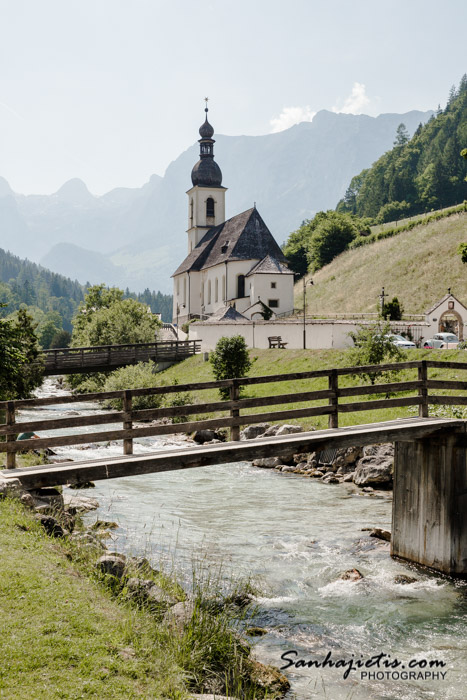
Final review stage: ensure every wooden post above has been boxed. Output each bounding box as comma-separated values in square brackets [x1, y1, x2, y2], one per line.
[6, 401, 16, 469]
[229, 381, 240, 441]
[328, 370, 339, 428]
[123, 390, 133, 455]
[418, 360, 429, 417]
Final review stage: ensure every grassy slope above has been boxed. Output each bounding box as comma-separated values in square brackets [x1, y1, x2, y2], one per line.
[295, 210, 467, 314]
[157, 348, 467, 431]
[0, 500, 189, 700]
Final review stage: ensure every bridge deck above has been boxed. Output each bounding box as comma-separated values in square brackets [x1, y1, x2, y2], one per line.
[2, 417, 463, 490]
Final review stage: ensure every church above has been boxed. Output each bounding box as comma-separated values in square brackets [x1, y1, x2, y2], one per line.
[172, 106, 294, 324]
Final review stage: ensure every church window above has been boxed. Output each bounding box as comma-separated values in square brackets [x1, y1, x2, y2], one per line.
[201, 282, 204, 304]
[189, 198, 193, 226]
[215, 278, 218, 303]
[237, 274, 245, 298]
[222, 275, 226, 300]
[268, 299, 279, 308]
[271, 282, 277, 289]
[176, 278, 180, 295]
[183, 278, 186, 304]
[208, 280, 212, 304]
[206, 197, 215, 218]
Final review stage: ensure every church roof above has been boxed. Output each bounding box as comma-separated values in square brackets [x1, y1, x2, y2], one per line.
[172, 207, 287, 276]
[246, 254, 294, 277]
[425, 293, 467, 315]
[203, 305, 250, 323]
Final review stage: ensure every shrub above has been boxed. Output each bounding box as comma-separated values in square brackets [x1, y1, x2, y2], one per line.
[101, 362, 164, 410]
[381, 296, 404, 321]
[347, 321, 406, 385]
[209, 336, 252, 400]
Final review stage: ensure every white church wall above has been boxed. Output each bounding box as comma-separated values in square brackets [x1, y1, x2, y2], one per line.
[249, 273, 294, 316]
[424, 295, 467, 340]
[190, 319, 430, 351]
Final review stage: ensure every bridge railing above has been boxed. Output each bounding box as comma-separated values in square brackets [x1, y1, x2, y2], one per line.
[41, 340, 201, 374]
[2, 359, 467, 469]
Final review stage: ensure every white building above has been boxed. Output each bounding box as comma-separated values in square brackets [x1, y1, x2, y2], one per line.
[172, 107, 294, 323]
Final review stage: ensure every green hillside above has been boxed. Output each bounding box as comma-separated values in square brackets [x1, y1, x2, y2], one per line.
[296, 209, 467, 314]
[337, 76, 467, 221]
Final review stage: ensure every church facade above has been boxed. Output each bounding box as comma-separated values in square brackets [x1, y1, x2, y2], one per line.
[172, 107, 294, 324]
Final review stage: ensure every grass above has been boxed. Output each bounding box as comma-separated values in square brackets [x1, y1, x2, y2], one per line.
[294, 209, 467, 314]
[155, 347, 467, 432]
[0, 498, 280, 699]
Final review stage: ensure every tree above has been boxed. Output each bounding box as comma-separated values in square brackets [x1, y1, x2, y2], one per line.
[50, 329, 72, 348]
[394, 123, 410, 147]
[307, 213, 357, 271]
[209, 335, 252, 400]
[71, 284, 161, 348]
[457, 242, 467, 264]
[347, 321, 406, 385]
[0, 306, 44, 400]
[381, 297, 404, 321]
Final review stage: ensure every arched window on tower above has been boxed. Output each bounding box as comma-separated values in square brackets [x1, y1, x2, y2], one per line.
[206, 197, 215, 219]
[208, 280, 212, 305]
[215, 278, 218, 303]
[222, 275, 226, 300]
[237, 274, 245, 298]
[189, 198, 194, 227]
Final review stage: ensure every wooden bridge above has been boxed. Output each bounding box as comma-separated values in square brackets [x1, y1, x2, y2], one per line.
[1, 358, 467, 576]
[41, 340, 201, 375]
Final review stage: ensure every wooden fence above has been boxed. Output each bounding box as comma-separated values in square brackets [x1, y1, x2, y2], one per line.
[41, 340, 201, 375]
[2, 359, 467, 469]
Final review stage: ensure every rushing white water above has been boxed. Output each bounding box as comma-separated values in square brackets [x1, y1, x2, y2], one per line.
[23, 380, 467, 699]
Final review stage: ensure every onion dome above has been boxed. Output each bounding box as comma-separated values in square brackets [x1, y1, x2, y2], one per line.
[191, 102, 223, 187]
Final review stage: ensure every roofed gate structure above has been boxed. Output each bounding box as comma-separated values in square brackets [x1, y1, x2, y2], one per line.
[172, 105, 294, 323]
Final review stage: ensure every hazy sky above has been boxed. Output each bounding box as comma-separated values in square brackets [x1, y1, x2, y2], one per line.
[0, 0, 465, 195]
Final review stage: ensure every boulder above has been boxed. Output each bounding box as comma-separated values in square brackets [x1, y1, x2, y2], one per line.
[96, 554, 126, 578]
[0, 477, 24, 499]
[343, 472, 355, 482]
[193, 429, 225, 444]
[275, 424, 303, 436]
[280, 465, 296, 473]
[261, 424, 280, 437]
[126, 578, 177, 609]
[34, 513, 67, 538]
[293, 452, 309, 464]
[339, 568, 364, 581]
[252, 456, 282, 469]
[394, 574, 418, 585]
[164, 600, 195, 630]
[20, 493, 36, 508]
[353, 444, 394, 487]
[248, 660, 290, 696]
[240, 423, 270, 440]
[332, 446, 363, 474]
[63, 493, 99, 513]
[369, 528, 391, 542]
[322, 474, 339, 484]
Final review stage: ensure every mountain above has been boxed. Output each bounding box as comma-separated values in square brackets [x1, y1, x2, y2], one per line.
[0, 109, 433, 292]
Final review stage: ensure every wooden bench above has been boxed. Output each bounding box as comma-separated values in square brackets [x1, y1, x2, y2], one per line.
[268, 336, 288, 349]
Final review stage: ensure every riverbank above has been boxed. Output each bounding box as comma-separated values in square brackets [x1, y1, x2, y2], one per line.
[0, 495, 288, 699]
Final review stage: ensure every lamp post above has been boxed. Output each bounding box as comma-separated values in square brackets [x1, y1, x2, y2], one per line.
[303, 277, 313, 349]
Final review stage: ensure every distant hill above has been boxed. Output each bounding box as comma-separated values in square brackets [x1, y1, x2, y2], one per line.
[0, 248, 173, 336]
[0, 109, 432, 292]
[337, 75, 467, 221]
[299, 210, 467, 315]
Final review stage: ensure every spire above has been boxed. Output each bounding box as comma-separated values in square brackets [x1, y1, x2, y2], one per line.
[191, 99, 223, 187]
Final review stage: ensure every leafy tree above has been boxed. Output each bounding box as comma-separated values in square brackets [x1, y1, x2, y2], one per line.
[307, 213, 358, 271]
[209, 335, 252, 400]
[377, 200, 412, 224]
[457, 242, 467, 264]
[381, 296, 404, 321]
[347, 321, 406, 385]
[0, 306, 44, 400]
[71, 284, 161, 348]
[50, 329, 72, 348]
[394, 123, 410, 147]
[282, 223, 310, 277]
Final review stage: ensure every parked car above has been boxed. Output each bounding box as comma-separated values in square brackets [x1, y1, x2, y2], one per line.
[385, 334, 416, 349]
[423, 333, 459, 349]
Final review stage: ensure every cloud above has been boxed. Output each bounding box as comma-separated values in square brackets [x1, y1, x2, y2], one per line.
[333, 82, 372, 115]
[270, 105, 316, 133]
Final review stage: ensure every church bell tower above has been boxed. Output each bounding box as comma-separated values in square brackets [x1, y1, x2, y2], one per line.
[186, 100, 227, 253]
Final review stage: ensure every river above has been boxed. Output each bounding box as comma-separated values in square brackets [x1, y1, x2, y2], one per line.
[21, 380, 467, 699]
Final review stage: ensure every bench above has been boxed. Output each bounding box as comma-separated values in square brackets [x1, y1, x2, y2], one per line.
[268, 336, 288, 349]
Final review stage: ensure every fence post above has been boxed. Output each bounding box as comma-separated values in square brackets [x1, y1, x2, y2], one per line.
[6, 401, 16, 469]
[328, 370, 339, 429]
[229, 380, 240, 441]
[123, 390, 133, 455]
[418, 360, 429, 418]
